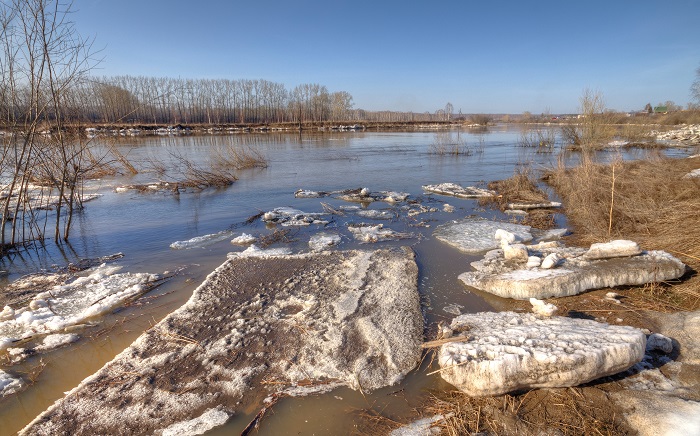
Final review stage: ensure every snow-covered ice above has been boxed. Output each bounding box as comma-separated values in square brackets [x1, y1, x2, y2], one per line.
[262, 207, 328, 226]
[390, 414, 450, 436]
[22, 248, 422, 434]
[529, 298, 557, 317]
[459, 242, 686, 299]
[422, 183, 495, 199]
[439, 312, 645, 396]
[348, 223, 412, 243]
[0, 370, 23, 398]
[308, 233, 342, 251]
[0, 264, 159, 350]
[434, 218, 532, 254]
[583, 240, 642, 260]
[230, 233, 257, 246]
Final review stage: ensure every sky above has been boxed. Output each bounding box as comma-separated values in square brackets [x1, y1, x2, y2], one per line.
[72, 0, 700, 114]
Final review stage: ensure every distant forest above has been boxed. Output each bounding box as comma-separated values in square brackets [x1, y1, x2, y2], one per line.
[43, 76, 454, 125]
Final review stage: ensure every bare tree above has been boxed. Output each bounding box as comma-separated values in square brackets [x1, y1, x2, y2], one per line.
[692, 65, 700, 106]
[0, 0, 96, 250]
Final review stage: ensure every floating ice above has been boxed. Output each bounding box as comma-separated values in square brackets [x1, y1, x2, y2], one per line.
[233, 244, 293, 258]
[0, 370, 22, 398]
[434, 218, 532, 254]
[35, 333, 79, 351]
[422, 183, 495, 198]
[230, 233, 257, 246]
[309, 233, 342, 251]
[348, 224, 412, 243]
[356, 209, 394, 220]
[262, 207, 328, 226]
[459, 243, 685, 299]
[439, 311, 645, 396]
[0, 264, 159, 349]
[170, 231, 233, 249]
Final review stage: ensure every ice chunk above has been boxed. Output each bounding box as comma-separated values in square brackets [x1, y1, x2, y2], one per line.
[460, 244, 686, 300]
[434, 218, 532, 254]
[646, 333, 673, 354]
[526, 256, 541, 268]
[170, 231, 233, 250]
[356, 209, 394, 220]
[494, 229, 517, 244]
[422, 183, 495, 198]
[348, 224, 412, 243]
[529, 298, 558, 317]
[161, 408, 229, 436]
[230, 233, 257, 246]
[439, 312, 645, 396]
[309, 233, 342, 251]
[261, 207, 328, 226]
[390, 414, 449, 436]
[502, 243, 528, 261]
[0, 264, 159, 349]
[540, 253, 561, 269]
[35, 333, 79, 351]
[0, 370, 23, 398]
[584, 240, 642, 260]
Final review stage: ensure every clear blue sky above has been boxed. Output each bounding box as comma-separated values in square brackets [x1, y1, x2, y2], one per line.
[73, 0, 700, 114]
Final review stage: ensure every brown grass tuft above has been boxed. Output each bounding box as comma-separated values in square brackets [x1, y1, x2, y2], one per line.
[545, 155, 700, 310]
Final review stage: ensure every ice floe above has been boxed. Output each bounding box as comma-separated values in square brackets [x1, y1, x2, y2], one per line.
[422, 183, 495, 199]
[262, 207, 328, 226]
[0, 264, 160, 350]
[0, 369, 22, 398]
[459, 240, 686, 299]
[308, 233, 342, 251]
[170, 231, 233, 249]
[22, 248, 422, 434]
[434, 218, 532, 254]
[347, 223, 412, 243]
[583, 240, 642, 260]
[438, 311, 645, 396]
[230, 233, 257, 246]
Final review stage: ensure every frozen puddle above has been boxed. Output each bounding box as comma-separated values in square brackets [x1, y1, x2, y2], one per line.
[434, 218, 532, 253]
[0, 264, 161, 351]
[459, 240, 686, 299]
[22, 248, 422, 434]
[439, 312, 646, 396]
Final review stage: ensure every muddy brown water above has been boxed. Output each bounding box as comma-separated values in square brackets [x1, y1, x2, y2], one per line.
[0, 127, 690, 434]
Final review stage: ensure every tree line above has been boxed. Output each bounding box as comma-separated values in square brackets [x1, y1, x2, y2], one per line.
[50, 75, 454, 126]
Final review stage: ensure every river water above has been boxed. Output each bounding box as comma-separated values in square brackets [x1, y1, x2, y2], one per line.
[0, 125, 690, 434]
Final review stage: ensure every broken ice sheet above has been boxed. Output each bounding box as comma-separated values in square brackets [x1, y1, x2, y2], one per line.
[0, 264, 160, 350]
[434, 218, 532, 254]
[262, 207, 328, 226]
[347, 223, 412, 243]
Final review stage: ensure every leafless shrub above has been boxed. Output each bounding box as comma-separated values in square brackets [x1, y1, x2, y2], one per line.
[212, 144, 268, 170]
[429, 132, 471, 156]
[518, 126, 557, 151]
[470, 114, 492, 126]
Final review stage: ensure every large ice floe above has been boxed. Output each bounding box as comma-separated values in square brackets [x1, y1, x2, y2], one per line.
[22, 248, 423, 435]
[438, 311, 646, 396]
[434, 218, 532, 254]
[294, 187, 410, 204]
[422, 183, 495, 199]
[0, 264, 160, 351]
[459, 238, 686, 299]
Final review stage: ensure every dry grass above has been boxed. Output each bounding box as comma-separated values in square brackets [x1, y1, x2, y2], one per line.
[486, 168, 551, 208]
[545, 154, 700, 310]
[427, 386, 631, 436]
